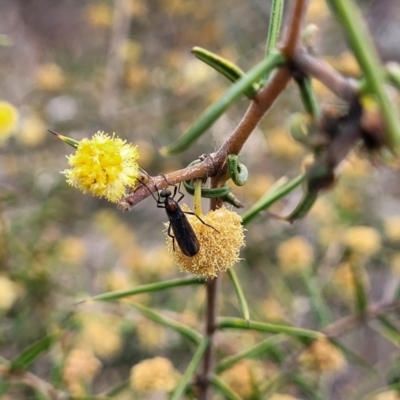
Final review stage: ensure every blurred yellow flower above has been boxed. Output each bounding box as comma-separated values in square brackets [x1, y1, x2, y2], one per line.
[125, 64, 150, 89]
[0, 101, 18, 142]
[35, 64, 65, 91]
[343, 226, 381, 256]
[167, 206, 245, 278]
[63, 349, 101, 397]
[118, 39, 142, 63]
[18, 115, 46, 147]
[79, 317, 123, 359]
[325, 52, 361, 77]
[136, 318, 167, 351]
[341, 154, 371, 178]
[270, 395, 299, 400]
[390, 253, 400, 277]
[267, 127, 304, 158]
[260, 297, 286, 322]
[299, 336, 346, 376]
[384, 216, 400, 242]
[0, 275, 19, 312]
[220, 360, 262, 399]
[307, 0, 329, 21]
[63, 131, 140, 203]
[276, 236, 314, 273]
[85, 3, 113, 28]
[130, 357, 180, 393]
[373, 390, 400, 400]
[58, 236, 87, 266]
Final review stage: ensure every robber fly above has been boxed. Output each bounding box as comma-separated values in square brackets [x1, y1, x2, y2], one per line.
[141, 176, 217, 257]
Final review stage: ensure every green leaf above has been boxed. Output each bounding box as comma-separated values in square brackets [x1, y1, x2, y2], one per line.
[170, 338, 209, 400]
[291, 374, 324, 400]
[160, 51, 285, 155]
[264, 0, 285, 82]
[375, 316, 400, 347]
[216, 335, 285, 373]
[218, 317, 321, 340]
[192, 46, 259, 98]
[350, 263, 368, 314]
[227, 268, 250, 323]
[130, 302, 202, 344]
[210, 375, 242, 400]
[82, 277, 205, 303]
[295, 75, 320, 117]
[242, 174, 304, 226]
[301, 268, 332, 327]
[10, 330, 61, 372]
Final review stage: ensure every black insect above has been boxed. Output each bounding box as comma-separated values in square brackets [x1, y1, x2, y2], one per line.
[141, 176, 217, 257]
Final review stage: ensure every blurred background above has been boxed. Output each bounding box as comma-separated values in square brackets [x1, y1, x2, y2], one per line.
[1, 0, 400, 399]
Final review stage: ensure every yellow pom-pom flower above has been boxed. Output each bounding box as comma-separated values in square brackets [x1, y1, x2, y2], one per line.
[0, 101, 18, 142]
[166, 206, 245, 278]
[63, 131, 140, 203]
[130, 357, 180, 393]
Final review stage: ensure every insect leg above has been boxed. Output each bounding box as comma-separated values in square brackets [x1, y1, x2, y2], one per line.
[167, 223, 176, 251]
[184, 211, 219, 233]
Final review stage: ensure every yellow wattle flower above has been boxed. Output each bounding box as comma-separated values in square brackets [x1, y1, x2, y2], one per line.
[0, 101, 18, 142]
[63, 131, 140, 203]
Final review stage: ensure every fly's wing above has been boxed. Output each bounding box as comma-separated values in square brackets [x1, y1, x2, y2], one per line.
[168, 209, 200, 257]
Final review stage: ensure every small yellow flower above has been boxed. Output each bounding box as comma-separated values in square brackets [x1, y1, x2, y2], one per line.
[35, 63, 65, 91]
[130, 357, 180, 393]
[63, 131, 140, 203]
[0, 101, 18, 142]
[276, 236, 314, 273]
[166, 206, 245, 278]
[0, 275, 19, 311]
[85, 3, 113, 28]
[373, 390, 400, 400]
[384, 216, 400, 242]
[343, 226, 381, 256]
[62, 349, 101, 397]
[299, 336, 346, 376]
[18, 115, 47, 147]
[220, 360, 262, 399]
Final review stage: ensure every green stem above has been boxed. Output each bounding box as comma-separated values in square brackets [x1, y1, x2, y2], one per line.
[161, 51, 285, 155]
[227, 268, 250, 322]
[264, 0, 285, 80]
[218, 317, 322, 340]
[242, 174, 304, 226]
[170, 338, 209, 400]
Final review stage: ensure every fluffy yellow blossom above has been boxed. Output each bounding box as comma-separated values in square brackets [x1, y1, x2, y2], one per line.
[18, 115, 46, 147]
[260, 298, 286, 322]
[58, 236, 87, 266]
[136, 318, 167, 351]
[79, 317, 122, 359]
[166, 206, 245, 278]
[220, 360, 262, 399]
[276, 236, 314, 273]
[63, 131, 140, 203]
[62, 349, 101, 397]
[130, 357, 180, 393]
[0, 275, 19, 311]
[385, 216, 400, 242]
[373, 390, 400, 400]
[0, 101, 18, 142]
[270, 395, 299, 400]
[267, 127, 304, 158]
[35, 64, 65, 91]
[299, 336, 346, 376]
[343, 226, 381, 256]
[85, 3, 113, 28]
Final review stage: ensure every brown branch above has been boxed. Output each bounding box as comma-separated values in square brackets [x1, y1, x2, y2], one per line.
[0, 365, 68, 400]
[324, 300, 400, 338]
[292, 48, 358, 101]
[280, 0, 309, 58]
